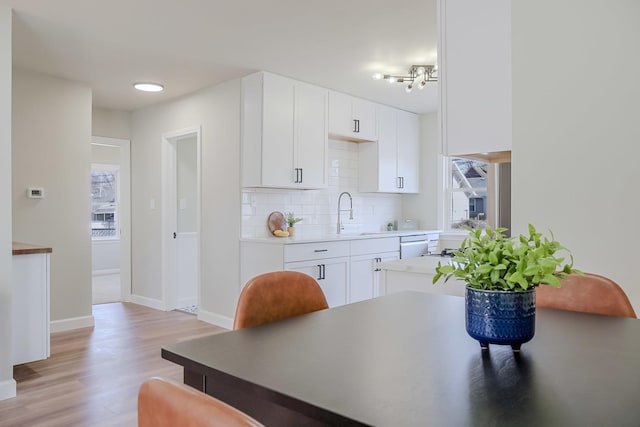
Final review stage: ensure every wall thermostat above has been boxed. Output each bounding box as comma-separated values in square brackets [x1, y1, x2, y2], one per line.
[27, 187, 45, 199]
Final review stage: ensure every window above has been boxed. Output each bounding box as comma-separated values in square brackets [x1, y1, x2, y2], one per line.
[445, 157, 491, 231]
[91, 166, 119, 239]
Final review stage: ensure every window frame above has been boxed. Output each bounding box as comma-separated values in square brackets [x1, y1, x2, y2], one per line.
[443, 156, 498, 233]
[91, 163, 120, 241]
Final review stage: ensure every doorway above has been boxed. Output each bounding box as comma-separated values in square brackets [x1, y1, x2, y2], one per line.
[90, 136, 131, 304]
[161, 127, 201, 313]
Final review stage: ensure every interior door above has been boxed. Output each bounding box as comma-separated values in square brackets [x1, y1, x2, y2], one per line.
[162, 127, 201, 312]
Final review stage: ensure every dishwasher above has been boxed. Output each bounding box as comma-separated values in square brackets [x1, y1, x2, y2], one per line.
[399, 234, 430, 259]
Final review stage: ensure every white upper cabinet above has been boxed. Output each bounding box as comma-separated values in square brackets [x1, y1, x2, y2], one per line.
[358, 105, 420, 193]
[328, 91, 377, 142]
[396, 109, 420, 193]
[242, 72, 328, 189]
[438, 0, 512, 157]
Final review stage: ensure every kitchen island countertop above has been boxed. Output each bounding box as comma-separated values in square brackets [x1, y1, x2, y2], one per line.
[379, 254, 451, 274]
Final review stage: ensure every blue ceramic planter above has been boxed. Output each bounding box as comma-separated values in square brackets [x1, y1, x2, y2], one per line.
[465, 286, 536, 352]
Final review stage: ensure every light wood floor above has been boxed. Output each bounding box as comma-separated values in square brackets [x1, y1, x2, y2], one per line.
[0, 303, 227, 427]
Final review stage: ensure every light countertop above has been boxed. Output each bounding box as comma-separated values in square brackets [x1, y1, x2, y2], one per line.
[241, 229, 442, 245]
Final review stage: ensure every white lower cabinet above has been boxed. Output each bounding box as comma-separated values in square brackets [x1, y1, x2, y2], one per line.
[12, 252, 50, 365]
[349, 252, 399, 303]
[349, 238, 400, 303]
[285, 257, 349, 307]
[240, 237, 401, 308]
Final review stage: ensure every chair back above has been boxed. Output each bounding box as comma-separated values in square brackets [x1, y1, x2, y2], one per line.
[233, 271, 329, 330]
[536, 272, 636, 318]
[138, 377, 264, 427]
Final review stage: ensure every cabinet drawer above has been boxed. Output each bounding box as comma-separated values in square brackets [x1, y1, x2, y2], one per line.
[284, 241, 350, 263]
[350, 237, 399, 256]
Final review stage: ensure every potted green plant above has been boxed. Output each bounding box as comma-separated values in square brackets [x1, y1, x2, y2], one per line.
[285, 212, 303, 237]
[433, 224, 579, 352]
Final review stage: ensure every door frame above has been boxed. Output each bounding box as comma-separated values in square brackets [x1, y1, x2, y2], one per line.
[161, 126, 202, 310]
[91, 136, 131, 302]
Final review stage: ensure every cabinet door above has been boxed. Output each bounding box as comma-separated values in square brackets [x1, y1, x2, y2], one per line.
[285, 257, 348, 307]
[261, 73, 296, 186]
[328, 91, 354, 137]
[396, 110, 420, 193]
[295, 82, 328, 188]
[375, 252, 399, 297]
[13, 253, 50, 365]
[376, 105, 399, 192]
[359, 106, 418, 194]
[352, 98, 377, 141]
[349, 255, 376, 303]
[328, 92, 377, 141]
[350, 251, 399, 303]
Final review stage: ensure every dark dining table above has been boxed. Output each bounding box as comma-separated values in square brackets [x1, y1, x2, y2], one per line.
[162, 291, 640, 427]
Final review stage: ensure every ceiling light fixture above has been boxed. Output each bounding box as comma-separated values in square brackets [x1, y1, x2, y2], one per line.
[372, 65, 437, 93]
[134, 82, 164, 92]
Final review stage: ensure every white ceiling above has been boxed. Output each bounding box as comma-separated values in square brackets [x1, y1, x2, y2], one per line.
[5, 0, 438, 114]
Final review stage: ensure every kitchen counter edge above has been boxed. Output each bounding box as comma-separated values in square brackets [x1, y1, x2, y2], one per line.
[240, 230, 442, 245]
[12, 242, 53, 255]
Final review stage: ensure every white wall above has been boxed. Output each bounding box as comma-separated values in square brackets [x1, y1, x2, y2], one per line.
[131, 80, 241, 322]
[402, 113, 441, 231]
[92, 107, 131, 140]
[511, 1, 640, 312]
[0, 6, 15, 401]
[12, 69, 93, 326]
[92, 240, 120, 272]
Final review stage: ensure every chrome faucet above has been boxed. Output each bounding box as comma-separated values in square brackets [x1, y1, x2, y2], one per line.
[337, 191, 353, 234]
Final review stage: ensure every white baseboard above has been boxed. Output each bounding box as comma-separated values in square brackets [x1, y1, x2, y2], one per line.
[130, 294, 166, 311]
[0, 379, 16, 401]
[176, 297, 197, 308]
[50, 315, 95, 333]
[92, 269, 120, 276]
[197, 308, 233, 330]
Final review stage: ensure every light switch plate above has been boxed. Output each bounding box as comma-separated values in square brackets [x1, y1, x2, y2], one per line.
[27, 187, 44, 198]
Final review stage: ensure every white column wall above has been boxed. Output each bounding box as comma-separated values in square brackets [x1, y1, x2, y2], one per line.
[12, 69, 93, 327]
[131, 80, 241, 323]
[0, 6, 16, 401]
[511, 1, 640, 312]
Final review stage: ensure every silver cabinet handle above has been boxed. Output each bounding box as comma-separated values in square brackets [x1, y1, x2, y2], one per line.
[314, 249, 328, 252]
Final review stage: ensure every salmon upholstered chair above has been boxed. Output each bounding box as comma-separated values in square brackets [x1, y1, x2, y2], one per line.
[536, 272, 637, 318]
[138, 377, 264, 427]
[233, 271, 329, 330]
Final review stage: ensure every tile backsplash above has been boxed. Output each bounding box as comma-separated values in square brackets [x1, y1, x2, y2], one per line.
[241, 140, 403, 238]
